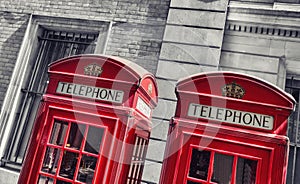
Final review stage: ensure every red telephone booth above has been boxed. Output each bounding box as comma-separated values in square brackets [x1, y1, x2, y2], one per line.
[160, 72, 295, 184]
[18, 55, 158, 184]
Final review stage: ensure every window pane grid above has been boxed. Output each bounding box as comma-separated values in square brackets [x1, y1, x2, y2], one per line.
[187, 148, 258, 184]
[127, 136, 148, 184]
[38, 119, 104, 184]
[3, 28, 98, 166]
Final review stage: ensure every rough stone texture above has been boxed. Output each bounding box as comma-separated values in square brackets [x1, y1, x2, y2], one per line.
[0, 168, 19, 184]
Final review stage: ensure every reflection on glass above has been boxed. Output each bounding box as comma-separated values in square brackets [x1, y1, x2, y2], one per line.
[77, 155, 97, 183]
[59, 151, 79, 180]
[50, 120, 68, 146]
[67, 123, 85, 150]
[41, 147, 60, 175]
[189, 149, 211, 180]
[38, 175, 54, 184]
[212, 153, 233, 184]
[236, 158, 257, 184]
[187, 181, 201, 184]
[84, 126, 104, 154]
[56, 180, 72, 184]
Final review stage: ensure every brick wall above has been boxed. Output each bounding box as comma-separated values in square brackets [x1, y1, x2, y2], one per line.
[0, 0, 170, 109]
[0, 12, 29, 108]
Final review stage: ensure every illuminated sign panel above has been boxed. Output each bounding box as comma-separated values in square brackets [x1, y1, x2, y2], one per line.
[136, 97, 151, 118]
[188, 103, 274, 130]
[56, 82, 124, 103]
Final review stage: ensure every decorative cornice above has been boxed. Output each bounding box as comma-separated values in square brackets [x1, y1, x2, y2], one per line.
[225, 22, 300, 38]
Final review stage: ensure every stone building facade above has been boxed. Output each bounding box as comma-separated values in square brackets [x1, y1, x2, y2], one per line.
[0, 0, 300, 183]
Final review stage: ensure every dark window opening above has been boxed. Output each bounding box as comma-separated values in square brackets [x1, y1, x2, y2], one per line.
[285, 77, 300, 184]
[2, 28, 98, 168]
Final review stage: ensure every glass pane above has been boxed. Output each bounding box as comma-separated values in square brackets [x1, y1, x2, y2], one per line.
[77, 155, 97, 183]
[59, 151, 79, 180]
[187, 181, 201, 184]
[236, 158, 257, 184]
[67, 123, 85, 150]
[38, 175, 54, 184]
[50, 120, 68, 146]
[84, 126, 104, 154]
[211, 153, 233, 184]
[188, 149, 211, 181]
[56, 180, 72, 184]
[41, 147, 61, 175]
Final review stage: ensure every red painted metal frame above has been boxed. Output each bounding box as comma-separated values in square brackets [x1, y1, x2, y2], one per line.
[160, 72, 295, 184]
[18, 55, 158, 184]
[36, 107, 110, 184]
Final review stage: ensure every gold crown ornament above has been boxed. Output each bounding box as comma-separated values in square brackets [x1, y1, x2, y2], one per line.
[222, 82, 245, 99]
[84, 63, 103, 77]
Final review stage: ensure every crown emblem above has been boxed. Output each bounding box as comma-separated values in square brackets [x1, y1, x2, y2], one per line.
[222, 82, 245, 99]
[84, 63, 103, 77]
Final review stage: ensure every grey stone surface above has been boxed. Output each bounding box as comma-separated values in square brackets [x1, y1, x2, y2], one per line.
[0, 168, 19, 184]
[167, 9, 226, 29]
[156, 78, 177, 100]
[156, 59, 218, 80]
[152, 98, 176, 120]
[220, 52, 280, 73]
[150, 118, 170, 141]
[219, 67, 278, 85]
[142, 160, 162, 183]
[146, 139, 166, 161]
[164, 25, 224, 47]
[160, 42, 221, 66]
[171, 0, 228, 11]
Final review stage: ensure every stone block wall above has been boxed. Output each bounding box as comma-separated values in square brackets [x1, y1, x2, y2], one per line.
[145, 0, 229, 183]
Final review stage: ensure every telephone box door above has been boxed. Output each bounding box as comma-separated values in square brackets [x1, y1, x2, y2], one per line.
[176, 132, 275, 184]
[32, 107, 117, 184]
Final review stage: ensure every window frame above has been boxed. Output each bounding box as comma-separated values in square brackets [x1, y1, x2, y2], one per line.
[37, 117, 107, 184]
[0, 14, 112, 169]
[285, 77, 300, 184]
[185, 145, 261, 184]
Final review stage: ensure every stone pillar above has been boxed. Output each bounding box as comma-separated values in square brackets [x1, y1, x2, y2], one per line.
[142, 0, 229, 183]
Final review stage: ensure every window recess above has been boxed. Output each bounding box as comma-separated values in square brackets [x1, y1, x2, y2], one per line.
[1, 28, 98, 168]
